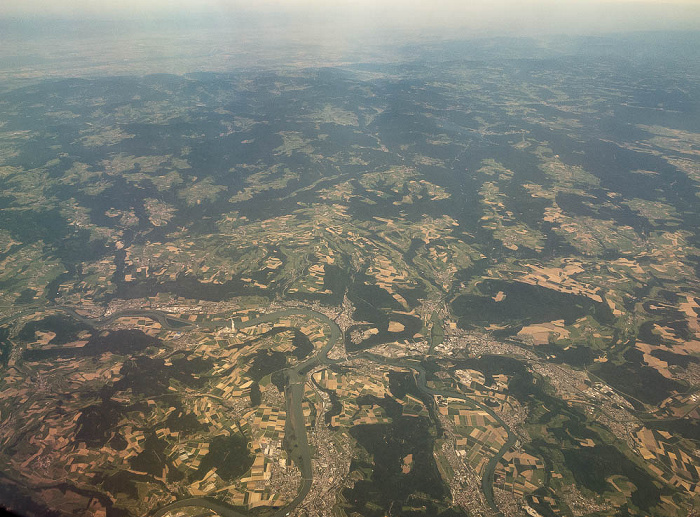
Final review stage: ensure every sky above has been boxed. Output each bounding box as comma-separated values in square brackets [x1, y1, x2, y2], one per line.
[1, 0, 700, 36]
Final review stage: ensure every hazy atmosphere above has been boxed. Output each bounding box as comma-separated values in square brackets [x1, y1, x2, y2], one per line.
[2, 0, 700, 34]
[0, 1, 699, 517]
[2, 0, 699, 86]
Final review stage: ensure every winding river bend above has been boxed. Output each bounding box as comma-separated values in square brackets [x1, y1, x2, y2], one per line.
[52, 306, 513, 517]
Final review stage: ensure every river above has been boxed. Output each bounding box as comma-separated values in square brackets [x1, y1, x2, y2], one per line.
[41, 305, 512, 517]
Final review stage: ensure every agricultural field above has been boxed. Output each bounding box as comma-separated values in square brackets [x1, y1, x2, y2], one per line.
[0, 29, 699, 517]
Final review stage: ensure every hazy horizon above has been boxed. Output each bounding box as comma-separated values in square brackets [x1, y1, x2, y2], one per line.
[1, 0, 699, 90]
[2, 0, 700, 37]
